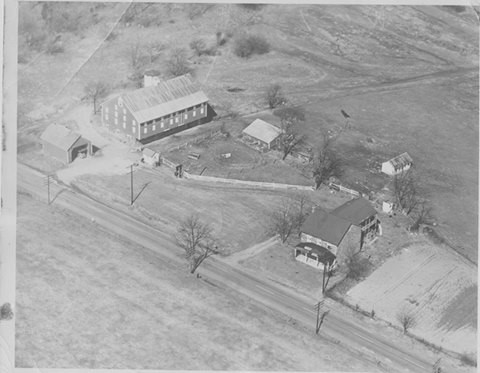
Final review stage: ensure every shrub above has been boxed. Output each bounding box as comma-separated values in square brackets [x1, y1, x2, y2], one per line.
[237, 4, 265, 10]
[266, 84, 286, 109]
[190, 38, 207, 56]
[460, 353, 477, 367]
[233, 34, 270, 58]
[46, 41, 64, 55]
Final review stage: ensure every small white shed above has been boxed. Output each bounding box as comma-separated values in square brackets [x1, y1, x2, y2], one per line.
[381, 152, 413, 176]
[142, 148, 160, 166]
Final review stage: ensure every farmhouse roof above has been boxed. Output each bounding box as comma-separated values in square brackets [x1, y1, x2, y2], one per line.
[384, 152, 413, 170]
[118, 74, 209, 123]
[296, 242, 337, 265]
[330, 197, 377, 226]
[142, 148, 157, 157]
[242, 119, 283, 144]
[300, 208, 352, 246]
[40, 124, 82, 151]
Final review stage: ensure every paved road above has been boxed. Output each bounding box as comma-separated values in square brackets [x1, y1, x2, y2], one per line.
[18, 163, 441, 373]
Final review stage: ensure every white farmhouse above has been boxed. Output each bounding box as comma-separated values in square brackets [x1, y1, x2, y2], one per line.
[381, 152, 413, 176]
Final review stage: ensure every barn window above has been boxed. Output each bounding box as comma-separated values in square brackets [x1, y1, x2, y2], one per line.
[170, 118, 173, 125]
[200, 106, 205, 114]
[184, 113, 188, 120]
[132, 126, 136, 134]
[161, 122, 164, 128]
[153, 124, 156, 131]
[193, 110, 196, 117]
[123, 115, 126, 122]
[132, 120, 136, 126]
[123, 122, 126, 128]
[144, 127, 148, 134]
[175, 116, 179, 124]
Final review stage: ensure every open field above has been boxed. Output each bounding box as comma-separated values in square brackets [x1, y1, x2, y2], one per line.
[346, 238, 477, 357]
[16, 191, 384, 371]
[70, 166, 334, 255]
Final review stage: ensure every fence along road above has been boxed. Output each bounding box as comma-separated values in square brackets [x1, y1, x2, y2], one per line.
[18, 162, 441, 373]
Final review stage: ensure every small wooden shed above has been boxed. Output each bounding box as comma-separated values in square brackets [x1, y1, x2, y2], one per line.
[381, 152, 413, 176]
[242, 119, 283, 150]
[142, 148, 160, 166]
[40, 124, 92, 164]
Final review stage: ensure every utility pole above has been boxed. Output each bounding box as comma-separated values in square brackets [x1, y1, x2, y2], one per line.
[322, 267, 326, 294]
[314, 300, 324, 334]
[130, 164, 134, 205]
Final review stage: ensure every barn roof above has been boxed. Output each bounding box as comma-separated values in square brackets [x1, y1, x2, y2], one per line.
[40, 124, 82, 151]
[119, 74, 209, 123]
[300, 208, 352, 246]
[384, 152, 413, 170]
[242, 119, 283, 144]
[296, 242, 337, 265]
[330, 197, 377, 226]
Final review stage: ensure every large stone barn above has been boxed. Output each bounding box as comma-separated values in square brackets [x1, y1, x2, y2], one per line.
[101, 74, 210, 144]
[298, 197, 379, 269]
[381, 152, 413, 176]
[40, 124, 92, 164]
[242, 119, 283, 151]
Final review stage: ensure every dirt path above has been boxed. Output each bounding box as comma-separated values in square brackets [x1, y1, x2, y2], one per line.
[222, 236, 278, 264]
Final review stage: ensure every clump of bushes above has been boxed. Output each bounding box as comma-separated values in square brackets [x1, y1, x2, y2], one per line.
[233, 34, 270, 58]
[460, 353, 477, 367]
[167, 48, 192, 77]
[237, 4, 265, 10]
[189, 38, 217, 57]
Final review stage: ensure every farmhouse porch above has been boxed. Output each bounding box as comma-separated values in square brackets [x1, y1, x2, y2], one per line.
[294, 242, 337, 271]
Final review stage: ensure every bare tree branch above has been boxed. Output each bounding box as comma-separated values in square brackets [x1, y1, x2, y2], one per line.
[176, 214, 215, 274]
[312, 131, 343, 189]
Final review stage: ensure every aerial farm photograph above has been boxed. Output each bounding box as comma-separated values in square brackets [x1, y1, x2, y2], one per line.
[14, 2, 478, 372]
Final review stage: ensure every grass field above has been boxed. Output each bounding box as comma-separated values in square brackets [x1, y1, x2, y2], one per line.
[16, 191, 384, 371]
[70, 166, 328, 255]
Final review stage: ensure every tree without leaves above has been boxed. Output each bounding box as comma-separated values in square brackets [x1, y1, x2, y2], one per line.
[269, 193, 312, 243]
[84, 81, 108, 114]
[276, 106, 305, 160]
[190, 38, 207, 56]
[397, 308, 416, 333]
[393, 169, 420, 215]
[312, 131, 343, 189]
[167, 48, 191, 77]
[176, 214, 216, 274]
[341, 243, 367, 280]
[409, 201, 433, 232]
[266, 84, 286, 109]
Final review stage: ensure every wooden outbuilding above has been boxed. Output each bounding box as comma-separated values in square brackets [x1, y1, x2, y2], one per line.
[242, 119, 283, 150]
[142, 148, 160, 166]
[40, 124, 92, 164]
[381, 152, 413, 176]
